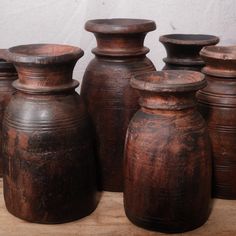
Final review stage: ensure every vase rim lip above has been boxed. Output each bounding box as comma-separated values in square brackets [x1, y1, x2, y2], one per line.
[85, 18, 156, 34]
[131, 70, 206, 92]
[5, 44, 84, 64]
[200, 45, 236, 60]
[159, 34, 219, 45]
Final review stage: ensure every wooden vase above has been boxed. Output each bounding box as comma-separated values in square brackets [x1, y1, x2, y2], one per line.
[0, 44, 98, 223]
[81, 18, 156, 192]
[198, 46, 236, 199]
[124, 70, 212, 233]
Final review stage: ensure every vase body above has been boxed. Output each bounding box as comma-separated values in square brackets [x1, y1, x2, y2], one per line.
[0, 59, 17, 176]
[159, 34, 219, 71]
[124, 70, 212, 233]
[197, 46, 236, 199]
[81, 19, 156, 192]
[1, 44, 98, 223]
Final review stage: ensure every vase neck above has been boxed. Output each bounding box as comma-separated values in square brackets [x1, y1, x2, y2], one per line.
[139, 91, 197, 111]
[201, 46, 236, 78]
[13, 61, 79, 94]
[92, 33, 149, 57]
[159, 34, 219, 66]
[162, 43, 204, 66]
[202, 64, 236, 78]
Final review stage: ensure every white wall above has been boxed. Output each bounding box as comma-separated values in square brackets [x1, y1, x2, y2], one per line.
[0, 0, 236, 88]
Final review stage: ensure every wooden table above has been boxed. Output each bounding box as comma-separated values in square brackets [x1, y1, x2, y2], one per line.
[0, 178, 236, 236]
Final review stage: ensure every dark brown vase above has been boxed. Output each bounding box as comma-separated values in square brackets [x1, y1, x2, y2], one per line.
[0, 58, 17, 177]
[124, 70, 212, 233]
[197, 46, 236, 199]
[0, 44, 98, 223]
[159, 34, 219, 71]
[81, 18, 156, 192]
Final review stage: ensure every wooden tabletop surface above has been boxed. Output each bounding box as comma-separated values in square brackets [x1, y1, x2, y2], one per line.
[0, 178, 236, 236]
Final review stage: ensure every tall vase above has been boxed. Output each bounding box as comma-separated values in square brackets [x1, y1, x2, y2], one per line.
[81, 18, 156, 192]
[159, 34, 219, 71]
[0, 58, 17, 176]
[0, 44, 98, 223]
[197, 46, 236, 199]
[124, 70, 212, 233]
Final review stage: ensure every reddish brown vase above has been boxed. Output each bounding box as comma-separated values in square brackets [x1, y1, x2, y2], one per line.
[0, 58, 17, 177]
[159, 34, 219, 71]
[81, 18, 156, 192]
[197, 46, 236, 199]
[0, 44, 98, 223]
[124, 70, 212, 233]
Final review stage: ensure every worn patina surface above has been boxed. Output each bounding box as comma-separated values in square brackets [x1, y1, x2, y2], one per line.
[1, 44, 99, 223]
[124, 70, 212, 233]
[81, 19, 156, 192]
[198, 45, 236, 199]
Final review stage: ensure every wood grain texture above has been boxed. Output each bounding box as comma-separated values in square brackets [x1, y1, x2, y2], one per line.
[0, 178, 236, 235]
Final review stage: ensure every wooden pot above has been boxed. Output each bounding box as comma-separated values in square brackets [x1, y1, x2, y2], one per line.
[81, 18, 156, 192]
[198, 46, 236, 199]
[0, 44, 98, 223]
[124, 70, 212, 233]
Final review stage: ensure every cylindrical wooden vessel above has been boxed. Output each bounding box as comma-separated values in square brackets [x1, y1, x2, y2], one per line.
[124, 70, 212, 233]
[0, 59, 17, 177]
[0, 44, 98, 223]
[159, 34, 219, 71]
[197, 46, 236, 199]
[81, 18, 156, 192]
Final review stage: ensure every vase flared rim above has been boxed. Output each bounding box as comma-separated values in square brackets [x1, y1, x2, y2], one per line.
[5, 44, 84, 64]
[200, 45, 236, 60]
[159, 34, 219, 46]
[131, 70, 206, 92]
[85, 18, 156, 34]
